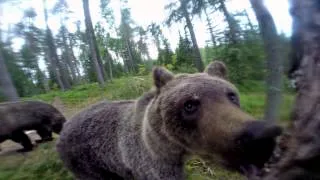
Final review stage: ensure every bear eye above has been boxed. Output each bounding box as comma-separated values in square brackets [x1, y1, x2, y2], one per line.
[183, 100, 200, 114]
[227, 92, 239, 106]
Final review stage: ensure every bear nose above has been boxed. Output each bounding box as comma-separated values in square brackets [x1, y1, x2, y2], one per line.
[234, 121, 283, 170]
[237, 121, 283, 144]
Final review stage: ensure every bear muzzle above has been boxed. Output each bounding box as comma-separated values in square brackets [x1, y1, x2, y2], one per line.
[223, 121, 283, 175]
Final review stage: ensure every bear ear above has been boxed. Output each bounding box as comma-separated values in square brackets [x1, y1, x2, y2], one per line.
[153, 67, 174, 90]
[204, 61, 228, 79]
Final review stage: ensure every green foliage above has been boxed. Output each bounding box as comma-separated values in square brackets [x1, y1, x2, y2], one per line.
[175, 33, 194, 68]
[201, 31, 266, 85]
[173, 64, 198, 73]
[1, 45, 40, 97]
[137, 64, 149, 75]
[100, 0, 115, 28]
[157, 38, 174, 66]
[79, 48, 97, 83]
[30, 76, 152, 106]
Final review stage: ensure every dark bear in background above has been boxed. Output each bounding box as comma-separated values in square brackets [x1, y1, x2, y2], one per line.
[57, 61, 282, 180]
[0, 101, 66, 152]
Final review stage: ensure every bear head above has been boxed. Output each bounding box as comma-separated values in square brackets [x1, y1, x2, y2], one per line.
[145, 61, 282, 174]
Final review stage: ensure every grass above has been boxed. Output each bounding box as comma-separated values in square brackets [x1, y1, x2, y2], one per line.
[0, 142, 73, 180]
[0, 74, 295, 180]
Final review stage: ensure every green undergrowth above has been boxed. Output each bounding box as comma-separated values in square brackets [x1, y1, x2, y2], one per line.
[0, 142, 73, 180]
[29, 75, 152, 106]
[1, 75, 294, 180]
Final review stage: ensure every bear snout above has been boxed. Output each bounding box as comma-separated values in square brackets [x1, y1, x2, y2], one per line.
[228, 121, 283, 174]
[239, 121, 283, 142]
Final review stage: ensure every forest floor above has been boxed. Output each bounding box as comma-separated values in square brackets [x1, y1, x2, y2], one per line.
[0, 75, 294, 180]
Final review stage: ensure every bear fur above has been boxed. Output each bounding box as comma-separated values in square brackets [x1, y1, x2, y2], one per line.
[57, 61, 282, 180]
[0, 100, 66, 152]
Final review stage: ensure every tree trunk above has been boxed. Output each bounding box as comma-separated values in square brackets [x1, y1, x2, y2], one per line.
[106, 50, 113, 80]
[154, 37, 161, 55]
[92, 31, 107, 80]
[61, 26, 78, 84]
[218, 0, 238, 44]
[58, 57, 72, 87]
[0, 46, 19, 101]
[253, 0, 320, 179]
[46, 29, 71, 90]
[250, 0, 283, 124]
[44, 47, 65, 90]
[125, 38, 135, 72]
[68, 36, 81, 78]
[82, 0, 105, 87]
[204, 7, 216, 47]
[43, 0, 71, 90]
[183, 8, 204, 72]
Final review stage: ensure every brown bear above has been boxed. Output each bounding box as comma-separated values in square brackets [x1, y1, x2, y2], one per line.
[56, 61, 282, 180]
[0, 100, 66, 152]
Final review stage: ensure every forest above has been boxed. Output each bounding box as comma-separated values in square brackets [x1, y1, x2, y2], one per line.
[0, 0, 292, 100]
[0, 0, 310, 179]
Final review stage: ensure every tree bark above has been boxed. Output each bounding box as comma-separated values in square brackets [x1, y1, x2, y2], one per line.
[183, 7, 204, 72]
[82, 0, 105, 87]
[253, 0, 320, 179]
[250, 0, 283, 124]
[0, 46, 19, 101]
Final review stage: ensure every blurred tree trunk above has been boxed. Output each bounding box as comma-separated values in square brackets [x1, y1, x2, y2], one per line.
[0, 9, 18, 101]
[82, 0, 105, 87]
[43, 0, 71, 90]
[250, 0, 283, 123]
[255, 0, 320, 179]
[44, 47, 65, 90]
[58, 57, 72, 87]
[125, 38, 134, 72]
[68, 36, 81, 78]
[204, 7, 216, 47]
[61, 26, 78, 84]
[217, 0, 238, 44]
[106, 50, 113, 80]
[0, 46, 19, 101]
[182, 4, 204, 72]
